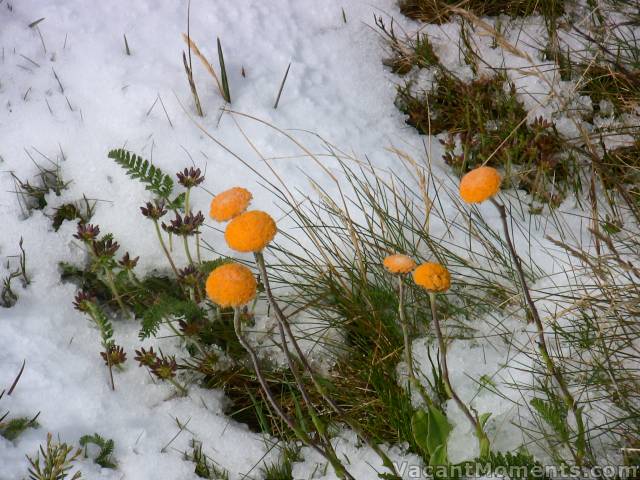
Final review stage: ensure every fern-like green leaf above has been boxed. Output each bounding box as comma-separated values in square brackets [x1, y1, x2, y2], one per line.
[140, 297, 202, 340]
[80, 432, 117, 468]
[108, 149, 174, 199]
[530, 397, 570, 442]
[471, 449, 549, 480]
[86, 303, 114, 349]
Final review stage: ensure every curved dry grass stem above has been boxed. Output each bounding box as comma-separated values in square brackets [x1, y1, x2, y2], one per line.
[491, 197, 587, 466]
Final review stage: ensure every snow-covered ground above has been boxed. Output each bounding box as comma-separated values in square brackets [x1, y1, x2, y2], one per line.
[0, 0, 627, 479]
[0, 1, 424, 478]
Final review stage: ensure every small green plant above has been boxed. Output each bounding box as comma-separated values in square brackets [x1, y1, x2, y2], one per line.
[262, 445, 300, 480]
[2, 238, 29, 308]
[411, 405, 452, 467]
[26, 433, 82, 480]
[1, 414, 40, 441]
[52, 196, 95, 232]
[79, 433, 116, 468]
[0, 361, 40, 441]
[184, 439, 229, 479]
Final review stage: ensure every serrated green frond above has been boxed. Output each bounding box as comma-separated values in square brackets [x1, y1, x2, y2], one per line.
[107, 149, 174, 199]
[139, 297, 202, 340]
[86, 303, 114, 348]
[79, 433, 116, 469]
[530, 397, 570, 442]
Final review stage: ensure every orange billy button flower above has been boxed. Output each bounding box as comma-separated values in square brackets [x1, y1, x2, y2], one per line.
[225, 210, 277, 253]
[210, 187, 253, 222]
[459, 166, 501, 204]
[413, 262, 451, 293]
[383, 254, 416, 274]
[206, 262, 257, 308]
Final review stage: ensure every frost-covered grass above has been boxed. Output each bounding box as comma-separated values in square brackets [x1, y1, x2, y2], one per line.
[1, 0, 639, 479]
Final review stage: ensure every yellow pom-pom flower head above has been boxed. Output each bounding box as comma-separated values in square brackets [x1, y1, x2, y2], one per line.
[210, 187, 253, 222]
[206, 262, 257, 308]
[383, 254, 416, 274]
[413, 262, 451, 293]
[459, 166, 501, 204]
[225, 210, 277, 253]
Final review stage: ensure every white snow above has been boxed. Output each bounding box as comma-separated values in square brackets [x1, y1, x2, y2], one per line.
[0, 0, 634, 478]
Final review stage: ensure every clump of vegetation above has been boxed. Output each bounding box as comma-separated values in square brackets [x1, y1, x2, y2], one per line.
[11, 152, 68, 215]
[2, 238, 29, 308]
[397, 70, 574, 206]
[79, 433, 117, 469]
[262, 445, 300, 480]
[1, 362, 39, 442]
[10, 149, 94, 232]
[26, 433, 82, 480]
[184, 440, 229, 479]
[398, 0, 564, 23]
[375, 15, 440, 74]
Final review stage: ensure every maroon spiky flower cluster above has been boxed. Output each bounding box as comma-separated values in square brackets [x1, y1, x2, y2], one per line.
[134, 347, 157, 367]
[73, 223, 100, 242]
[119, 252, 140, 270]
[93, 236, 120, 258]
[176, 167, 205, 188]
[140, 201, 167, 220]
[73, 290, 95, 313]
[134, 347, 178, 380]
[178, 265, 203, 288]
[162, 211, 204, 236]
[101, 344, 127, 366]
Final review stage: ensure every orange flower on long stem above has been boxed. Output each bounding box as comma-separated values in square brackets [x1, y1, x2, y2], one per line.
[459, 166, 501, 204]
[210, 187, 252, 222]
[383, 254, 416, 274]
[205, 262, 256, 308]
[413, 262, 451, 293]
[225, 210, 277, 253]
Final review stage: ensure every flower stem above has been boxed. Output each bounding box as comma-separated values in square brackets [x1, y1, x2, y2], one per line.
[182, 235, 194, 265]
[254, 252, 397, 478]
[398, 277, 434, 407]
[429, 291, 489, 455]
[491, 198, 586, 466]
[153, 219, 180, 277]
[167, 377, 188, 396]
[231, 308, 340, 471]
[250, 256, 346, 472]
[104, 268, 127, 316]
[195, 233, 202, 263]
